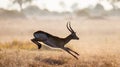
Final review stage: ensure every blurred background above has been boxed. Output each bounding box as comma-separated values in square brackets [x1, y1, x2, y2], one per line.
[0, 0, 120, 67]
[0, 0, 120, 17]
[0, 0, 120, 53]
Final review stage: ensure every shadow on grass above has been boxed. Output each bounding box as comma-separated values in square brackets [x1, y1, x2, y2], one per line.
[42, 58, 67, 65]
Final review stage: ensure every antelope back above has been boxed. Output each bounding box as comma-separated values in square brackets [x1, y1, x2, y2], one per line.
[34, 31, 49, 41]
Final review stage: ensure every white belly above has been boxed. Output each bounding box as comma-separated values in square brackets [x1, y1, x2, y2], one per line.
[43, 40, 58, 48]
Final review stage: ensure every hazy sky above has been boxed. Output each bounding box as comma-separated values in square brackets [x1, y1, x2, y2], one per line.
[0, 0, 118, 12]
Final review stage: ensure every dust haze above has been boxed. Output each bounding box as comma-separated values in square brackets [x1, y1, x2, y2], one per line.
[0, 0, 120, 66]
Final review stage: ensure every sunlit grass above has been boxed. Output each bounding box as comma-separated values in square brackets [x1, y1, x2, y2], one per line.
[0, 40, 36, 50]
[0, 40, 120, 67]
[0, 49, 119, 67]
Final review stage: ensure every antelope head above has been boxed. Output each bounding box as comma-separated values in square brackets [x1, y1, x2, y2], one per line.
[67, 22, 79, 40]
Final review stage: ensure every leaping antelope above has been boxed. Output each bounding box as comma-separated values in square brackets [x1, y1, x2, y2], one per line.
[31, 22, 79, 59]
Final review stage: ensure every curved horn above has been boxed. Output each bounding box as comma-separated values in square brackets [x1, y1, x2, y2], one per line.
[67, 22, 72, 32]
[68, 22, 75, 32]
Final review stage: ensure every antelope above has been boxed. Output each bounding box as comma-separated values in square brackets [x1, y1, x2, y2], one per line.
[31, 22, 79, 59]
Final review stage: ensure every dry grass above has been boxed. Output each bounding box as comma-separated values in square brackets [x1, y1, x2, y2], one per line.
[0, 40, 36, 50]
[0, 16, 120, 67]
[0, 41, 120, 67]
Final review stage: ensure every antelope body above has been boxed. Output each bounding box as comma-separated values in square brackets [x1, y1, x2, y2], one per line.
[31, 22, 79, 59]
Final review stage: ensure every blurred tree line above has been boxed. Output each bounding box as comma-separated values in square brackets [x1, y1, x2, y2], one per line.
[70, 0, 120, 17]
[0, 0, 120, 18]
[10, 0, 120, 12]
[11, 0, 33, 11]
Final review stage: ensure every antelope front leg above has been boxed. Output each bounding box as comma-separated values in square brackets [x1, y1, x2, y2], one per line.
[62, 47, 79, 60]
[66, 47, 79, 56]
[31, 38, 42, 49]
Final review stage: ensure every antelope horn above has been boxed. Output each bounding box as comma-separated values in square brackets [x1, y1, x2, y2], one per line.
[67, 22, 72, 32]
[68, 22, 75, 32]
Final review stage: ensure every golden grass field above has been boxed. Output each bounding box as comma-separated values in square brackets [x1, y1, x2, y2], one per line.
[0, 16, 120, 67]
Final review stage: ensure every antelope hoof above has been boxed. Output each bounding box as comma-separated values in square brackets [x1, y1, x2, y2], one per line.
[38, 44, 42, 49]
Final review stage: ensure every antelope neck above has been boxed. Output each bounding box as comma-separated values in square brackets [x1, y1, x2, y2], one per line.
[64, 34, 72, 44]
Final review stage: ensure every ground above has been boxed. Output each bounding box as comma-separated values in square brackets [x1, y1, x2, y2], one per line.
[0, 16, 120, 67]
